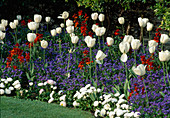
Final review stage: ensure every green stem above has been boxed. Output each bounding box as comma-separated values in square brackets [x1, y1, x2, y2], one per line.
[142, 78, 149, 107]
[149, 31, 151, 41]
[165, 62, 170, 86]
[122, 24, 124, 34]
[44, 49, 45, 63]
[59, 37, 62, 58]
[141, 27, 145, 53]
[74, 44, 77, 64]
[162, 62, 167, 86]
[98, 36, 101, 49]
[125, 62, 128, 81]
[134, 50, 136, 66]
[15, 29, 17, 43]
[67, 53, 70, 72]
[95, 62, 97, 80]
[47, 23, 48, 32]
[161, 43, 163, 51]
[90, 48, 92, 79]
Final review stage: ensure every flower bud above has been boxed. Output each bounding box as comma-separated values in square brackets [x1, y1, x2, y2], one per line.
[40, 40, 48, 49]
[118, 17, 125, 24]
[98, 14, 105, 22]
[91, 12, 98, 20]
[45, 16, 51, 23]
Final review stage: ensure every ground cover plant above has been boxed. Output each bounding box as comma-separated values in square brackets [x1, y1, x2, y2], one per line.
[0, 9, 170, 118]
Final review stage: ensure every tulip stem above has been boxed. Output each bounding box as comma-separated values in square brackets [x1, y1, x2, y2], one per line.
[141, 27, 145, 54]
[165, 62, 170, 86]
[67, 52, 70, 73]
[134, 50, 136, 66]
[142, 77, 149, 107]
[14, 29, 17, 43]
[59, 39, 62, 58]
[122, 25, 124, 34]
[95, 61, 97, 81]
[47, 23, 48, 32]
[90, 47, 92, 79]
[125, 62, 128, 81]
[162, 62, 167, 86]
[44, 49, 45, 63]
[98, 36, 101, 49]
[149, 31, 151, 41]
[74, 44, 77, 64]
[161, 43, 163, 51]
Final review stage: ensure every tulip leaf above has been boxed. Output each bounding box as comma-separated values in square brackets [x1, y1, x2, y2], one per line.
[124, 78, 130, 99]
[44, 62, 48, 69]
[26, 72, 30, 80]
[159, 91, 165, 97]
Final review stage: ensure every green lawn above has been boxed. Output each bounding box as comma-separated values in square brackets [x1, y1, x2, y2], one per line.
[0, 96, 94, 118]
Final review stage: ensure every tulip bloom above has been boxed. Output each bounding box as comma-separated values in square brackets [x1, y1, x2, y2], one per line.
[71, 36, 79, 44]
[131, 39, 141, 50]
[96, 50, 107, 61]
[123, 35, 134, 43]
[58, 11, 69, 19]
[149, 46, 156, 54]
[45, 16, 51, 23]
[138, 17, 149, 27]
[66, 26, 74, 34]
[28, 22, 37, 31]
[160, 34, 169, 44]
[92, 24, 99, 32]
[98, 14, 105, 22]
[34, 14, 42, 23]
[51, 29, 56, 36]
[118, 17, 125, 24]
[95, 27, 106, 36]
[27, 33, 36, 43]
[84, 36, 96, 48]
[1, 19, 8, 27]
[146, 22, 153, 31]
[120, 53, 128, 62]
[16, 15, 22, 20]
[132, 64, 146, 76]
[9, 22, 16, 29]
[91, 13, 98, 20]
[159, 51, 170, 62]
[14, 20, 19, 26]
[106, 37, 114, 46]
[0, 31, 6, 40]
[60, 23, 64, 28]
[56, 27, 62, 34]
[119, 41, 130, 53]
[148, 40, 158, 47]
[41, 40, 48, 49]
[66, 19, 73, 27]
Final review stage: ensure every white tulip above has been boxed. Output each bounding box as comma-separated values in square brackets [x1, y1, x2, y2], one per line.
[118, 17, 125, 24]
[29, 82, 33, 86]
[84, 36, 96, 48]
[148, 40, 158, 47]
[71, 35, 79, 44]
[27, 33, 36, 43]
[58, 11, 69, 19]
[35, 22, 39, 29]
[73, 101, 80, 107]
[109, 111, 115, 118]
[96, 50, 107, 61]
[92, 24, 99, 32]
[0, 83, 5, 88]
[159, 50, 170, 62]
[120, 53, 128, 62]
[106, 37, 114, 46]
[95, 27, 106, 36]
[0, 24, 5, 31]
[28, 22, 37, 30]
[7, 77, 13, 82]
[1, 19, 8, 27]
[138, 17, 149, 27]
[38, 83, 44, 86]
[123, 35, 134, 43]
[14, 20, 19, 26]
[9, 22, 16, 29]
[0, 31, 6, 40]
[119, 41, 130, 53]
[16, 15, 22, 20]
[131, 39, 141, 50]
[132, 64, 146, 76]
[45, 16, 51, 23]
[51, 29, 56, 36]
[66, 19, 73, 27]
[34, 14, 42, 23]
[98, 14, 105, 22]
[60, 23, 64, 28]
[66, 26, 74, 34]
[94, 101, 99, 107]
[40, 40, 48, 49]
[100, 109, 106, 117]
[56, 27, 62, 34]
[48, 98, 54, 103]
[5, 88, 11, 94]
[146, 22, 153, 31]
[60, 101, 66, 107]
[91, 12, 98, 20]
[160, 34, 169, 44]
[149, 46, 156, 54]
[0, 89, 4, 95]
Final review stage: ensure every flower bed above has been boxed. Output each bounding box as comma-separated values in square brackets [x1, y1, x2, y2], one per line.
[0, 10, 170, 118]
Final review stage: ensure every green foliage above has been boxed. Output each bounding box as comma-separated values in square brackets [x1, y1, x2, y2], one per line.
[153, 0, 170, 31]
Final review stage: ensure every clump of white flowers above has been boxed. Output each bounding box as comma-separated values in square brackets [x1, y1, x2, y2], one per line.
[0, 77, 21, 95]
[72, 84, 140, 118]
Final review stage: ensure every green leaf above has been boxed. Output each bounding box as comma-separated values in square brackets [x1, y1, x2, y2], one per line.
[160, 91, 165, 97]
[26, 72, 30, 80]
